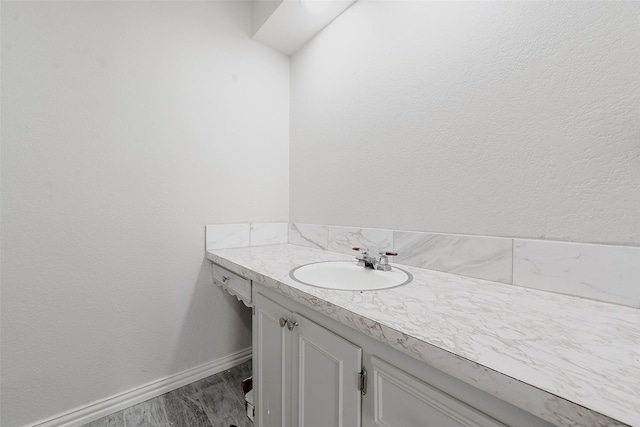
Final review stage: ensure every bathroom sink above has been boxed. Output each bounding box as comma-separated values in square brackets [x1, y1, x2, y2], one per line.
[289, 261, 412, 291]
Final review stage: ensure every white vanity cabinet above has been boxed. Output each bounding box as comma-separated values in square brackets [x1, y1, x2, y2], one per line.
[252, 283, 553, 427]
[254, 291, 363, 427]
[363, 356, 507, 427]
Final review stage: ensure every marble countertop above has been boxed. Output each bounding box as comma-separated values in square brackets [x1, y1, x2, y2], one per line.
[206, 244, 640, 427]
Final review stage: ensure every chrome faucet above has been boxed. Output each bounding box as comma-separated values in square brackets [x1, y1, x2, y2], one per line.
[352, 248, 397, 271]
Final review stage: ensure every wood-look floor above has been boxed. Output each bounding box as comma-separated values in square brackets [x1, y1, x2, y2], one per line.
[83, 360, 252, 427]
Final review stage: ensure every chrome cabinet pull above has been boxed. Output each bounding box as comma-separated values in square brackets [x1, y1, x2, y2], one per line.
[279, 317, 288, 328]
[286, 319, 299, 331]
[222, 276, 231, 283]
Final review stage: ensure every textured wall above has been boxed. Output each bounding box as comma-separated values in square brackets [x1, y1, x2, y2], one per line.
[1, 2, 289, 426]
[290, 0, 640, 245]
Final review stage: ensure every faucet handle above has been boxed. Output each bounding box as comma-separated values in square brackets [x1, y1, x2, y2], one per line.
[378, 250, 398, 256]
[352, 247, 369, 254]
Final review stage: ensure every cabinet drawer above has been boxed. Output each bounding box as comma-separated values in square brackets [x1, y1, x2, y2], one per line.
[211, 263, 252, 306]
[371, 357, 505, 427]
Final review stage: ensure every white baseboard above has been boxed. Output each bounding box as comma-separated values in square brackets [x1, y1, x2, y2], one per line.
[28, 347, 252, 427]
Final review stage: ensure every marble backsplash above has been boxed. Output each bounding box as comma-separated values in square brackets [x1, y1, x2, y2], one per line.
[394, 231, 512, 284]
[513, 239, 640, 308]
[328, 226, 393, 256]
[206, 222, 640, 308]
[287, 222, 328, 250]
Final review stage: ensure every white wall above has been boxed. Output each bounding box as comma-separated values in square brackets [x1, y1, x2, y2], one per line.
[0, 1, 289, 426]
[290, 0, 640, 245]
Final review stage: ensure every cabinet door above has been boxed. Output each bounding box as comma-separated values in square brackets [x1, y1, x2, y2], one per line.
[291, 314, 363, 427]
[364, 357, 506, 427]
[255, 293, 292, 427]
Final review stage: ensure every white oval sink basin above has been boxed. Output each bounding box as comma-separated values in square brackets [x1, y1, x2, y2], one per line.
[290, 261, 412, 291]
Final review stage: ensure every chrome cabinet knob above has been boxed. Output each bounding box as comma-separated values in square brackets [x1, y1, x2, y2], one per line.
[286, 320, 299, 331]
[222, 276, 231, 283]
[279, 317, 288, 328]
